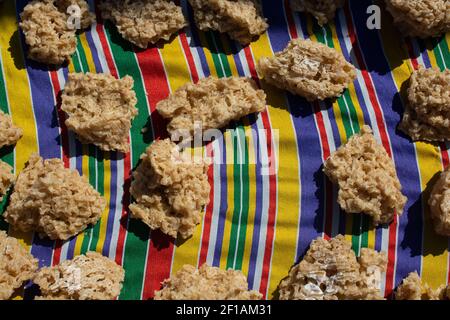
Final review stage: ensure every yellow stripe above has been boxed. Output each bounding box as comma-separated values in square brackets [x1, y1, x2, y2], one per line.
[0, 1, 38, 250]
[242, 123, 257, 276]
[158, 38, 203, 273]
[96, 153, 111, 252]
[251, 33, 300, 297]
[78, 33, 96, 73]
[417, 45, 448, 288]
[425, 40, 439, 69]
[379, 13, 448, 289]
[220, 132, 235, 269]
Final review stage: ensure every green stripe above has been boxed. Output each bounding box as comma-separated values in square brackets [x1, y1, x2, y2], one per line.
[75, 35, 91, 72]
[104, 21, 151, 300]
[88, 150, 105, 251]
[437, 37, 450, 68]
[227, 126, 250, 270]
[432, 37, 448, 70]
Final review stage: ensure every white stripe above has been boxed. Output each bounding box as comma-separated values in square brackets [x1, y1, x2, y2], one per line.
[89, 22, 110, 73]
[205, 138, 222, 265]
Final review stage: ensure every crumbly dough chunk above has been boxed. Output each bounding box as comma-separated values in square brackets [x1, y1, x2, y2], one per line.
[395, 272, 449, 300]
[20, 0, 95, 65]
[0, 110, 23, 148]
[130, 139, 210, 239]
[188, 0, 268, 45]
[257, 38, 356, 101]
[0, 160, 13, 202]
[0, 231, 38, 300]
[385, 0, 450, 38]
[34, 252, 124, 300]
[154, 264, 262, 300]
[4, 153, 105, 240]
[323, 126, 407, 225]
[157, 76, 266, 138]
[399, 68, 450, 142]
[61, 72, 138, 153]
[428, 166, 450, 236]
[99, 0, 187, 48]
[290, 0, 346, 26]
[278, 235, 388, 300]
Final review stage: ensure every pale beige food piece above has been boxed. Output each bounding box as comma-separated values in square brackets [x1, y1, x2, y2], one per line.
[399, 68, 450, 142]
[0, 110, 23, 148]
[188, 0, 268, 45]
[395, 272, 449, 300]
[290, 0, 346, 26]
[428, 166, 450, 237]
[323, 126, 406, 225]
[257, 38, 356, 101]
[0, 160, 13, 202]
[0, 231, 38, 300]
[154, 264, 262, 300]
[61, 72, 138, 153]
[19, 0, 94, 65]
[34, 252, 124, 300]
[4, 153, 105, 240]
[99, 0, 187, 48]
[130, 139, 210, 239]
[385, 0, 450, 38]
[156, 76, 266, 138]
[278, 235, 387, 300]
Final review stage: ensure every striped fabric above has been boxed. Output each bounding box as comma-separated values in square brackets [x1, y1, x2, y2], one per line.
[0, 0, 449, 300]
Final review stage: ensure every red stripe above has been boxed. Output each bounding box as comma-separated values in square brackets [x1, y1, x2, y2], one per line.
[243, 46, 277, 297]
[95, 7, 117, 78]
[135, 46, 174, 299]
[284, 0, 298, 39]
[141, 232, 174, 300]
[404, 40, 419, 71]
[313, 103, 333, 237]
[343, 4, 398, 297]
[179, 32, 200, 84]
[198, 143, 215, 266]
[49, 70, 69, 266]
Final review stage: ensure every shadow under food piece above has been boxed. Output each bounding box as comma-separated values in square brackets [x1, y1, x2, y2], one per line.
[0, 145, 14, 159]
[261, 79, 336, 119]
[391, 77, 412, 141]
[312, 165, 327, 235]
[402, 170, 448, 257]
[10, 30, 69, 72]
[142, 111, 170, 145]
[187, 28, 241, 56]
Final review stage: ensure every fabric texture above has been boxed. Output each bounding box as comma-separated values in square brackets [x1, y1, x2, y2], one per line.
[0, 0, 449, 300]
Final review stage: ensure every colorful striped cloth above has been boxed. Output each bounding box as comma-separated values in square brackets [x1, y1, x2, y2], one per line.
[0, 0, 449, 300]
